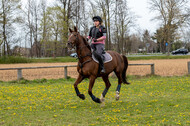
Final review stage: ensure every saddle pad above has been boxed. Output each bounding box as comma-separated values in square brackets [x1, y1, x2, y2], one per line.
[92, 52, 112, 63]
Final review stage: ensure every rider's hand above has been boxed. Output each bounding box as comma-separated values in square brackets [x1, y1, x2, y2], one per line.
[94, 39, 97, 42]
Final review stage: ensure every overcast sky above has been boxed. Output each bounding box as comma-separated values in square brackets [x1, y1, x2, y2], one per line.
[128, 0, 159, 33]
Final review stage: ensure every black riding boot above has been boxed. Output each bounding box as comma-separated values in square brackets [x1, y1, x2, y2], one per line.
[93, 51, 105, 73]
[99, 56, 105, 73]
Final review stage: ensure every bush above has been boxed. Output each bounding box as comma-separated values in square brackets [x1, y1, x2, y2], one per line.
[0, 56, 31, 64]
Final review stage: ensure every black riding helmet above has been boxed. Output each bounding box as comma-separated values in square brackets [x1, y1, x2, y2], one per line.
[92, 16, 102, 23]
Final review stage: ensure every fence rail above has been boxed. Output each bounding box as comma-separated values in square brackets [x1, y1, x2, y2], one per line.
[0, 64, 155, 81]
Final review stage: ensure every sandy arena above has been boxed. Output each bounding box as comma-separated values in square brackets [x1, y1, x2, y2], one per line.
[0, 59, 190, 81]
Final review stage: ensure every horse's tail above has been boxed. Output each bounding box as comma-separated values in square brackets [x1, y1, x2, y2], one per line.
[122, 55, 130, 84]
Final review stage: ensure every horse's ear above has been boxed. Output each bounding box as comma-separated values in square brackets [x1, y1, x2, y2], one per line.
[74, 26, 78, 32]
[69, 28, 73, 33]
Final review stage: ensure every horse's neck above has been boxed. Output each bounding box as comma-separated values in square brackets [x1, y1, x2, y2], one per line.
[76, 37, 91, 60]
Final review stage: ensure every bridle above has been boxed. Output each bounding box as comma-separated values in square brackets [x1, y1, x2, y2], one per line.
[68, 33, 92, 75]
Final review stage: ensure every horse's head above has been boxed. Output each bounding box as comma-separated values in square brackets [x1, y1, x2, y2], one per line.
[67, 26, 79, 50]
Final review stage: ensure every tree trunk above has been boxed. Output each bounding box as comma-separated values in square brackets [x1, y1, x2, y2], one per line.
[107, 7, 111, 50]
[2, 0, 7, 56]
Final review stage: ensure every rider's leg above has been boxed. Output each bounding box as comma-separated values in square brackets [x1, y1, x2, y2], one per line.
[95, 44, 105, 73]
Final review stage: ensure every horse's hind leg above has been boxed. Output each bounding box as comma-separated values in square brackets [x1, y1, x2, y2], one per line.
[100, 75, 111, 103]
[114, 71, 123, 101]
[74, 74, 85, 100]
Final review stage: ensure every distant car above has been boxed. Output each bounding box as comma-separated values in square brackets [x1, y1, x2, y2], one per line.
[70, 53, 77, 57]
[172, 49, 188, 55]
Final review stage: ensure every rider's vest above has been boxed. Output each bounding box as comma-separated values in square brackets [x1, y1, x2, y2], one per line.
[89, 26, 106, 39]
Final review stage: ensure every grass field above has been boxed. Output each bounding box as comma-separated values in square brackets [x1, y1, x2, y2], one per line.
[0, 76, 190, 125]
[0, 56, 78, 64]
[1, 55, 190, 64]
[29, 55, 190, 63]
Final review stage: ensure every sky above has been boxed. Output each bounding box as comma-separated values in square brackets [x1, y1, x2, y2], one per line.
[128, 0, 159, 33]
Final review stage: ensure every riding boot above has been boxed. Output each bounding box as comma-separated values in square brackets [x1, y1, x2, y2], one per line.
[93, 51, 105, 73]
[99, 56, 105, 73]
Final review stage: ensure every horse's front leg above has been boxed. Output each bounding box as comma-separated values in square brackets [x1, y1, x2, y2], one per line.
[88, 75, 101, 103]
[100, 75, 111, 103]
[74, 74, 85, 100]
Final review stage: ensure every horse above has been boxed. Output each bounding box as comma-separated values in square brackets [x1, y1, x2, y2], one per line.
[67, 26, 130, 104]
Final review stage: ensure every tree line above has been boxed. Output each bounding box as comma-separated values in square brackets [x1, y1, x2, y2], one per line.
[0, 0, 190, 57]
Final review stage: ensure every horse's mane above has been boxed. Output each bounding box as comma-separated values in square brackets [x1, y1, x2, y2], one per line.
[81, 36, 91, 51]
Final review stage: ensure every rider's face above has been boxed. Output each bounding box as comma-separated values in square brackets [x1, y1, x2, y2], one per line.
[94, 20, 100, 27]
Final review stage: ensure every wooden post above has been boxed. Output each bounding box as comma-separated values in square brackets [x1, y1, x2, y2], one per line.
[188, 62, 190, 75]
[151, 64, 155, 75]
[64, 66, 68, 79]
[17, 69, 22, 80]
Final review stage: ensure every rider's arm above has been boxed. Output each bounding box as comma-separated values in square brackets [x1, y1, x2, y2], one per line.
[97, 26, 107, 41]
[97, 36, 106, 41]
[87, 27, 93, 39]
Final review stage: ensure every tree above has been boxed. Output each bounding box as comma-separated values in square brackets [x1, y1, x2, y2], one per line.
[0, 0, 22, 56]
[98, 0, 113, 50]
[23, 0, 35, 57]
[42, 6, 70, 58]
[39, 0, 48, 57]
[149, 0, 189, 55]
[114, 0, 134, 54]
[23, 0, 46, 57]
[143, 30, 153, 53]
[153, 27, 165, 53]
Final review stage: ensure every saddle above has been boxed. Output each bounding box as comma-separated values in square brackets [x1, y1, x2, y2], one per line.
[92, 52, 112, 63]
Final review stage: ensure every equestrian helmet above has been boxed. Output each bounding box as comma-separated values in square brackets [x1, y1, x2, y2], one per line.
[92, 16, 103, 23]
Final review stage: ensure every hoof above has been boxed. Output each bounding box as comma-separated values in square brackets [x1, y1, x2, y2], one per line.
[124, 81, 130, 85]
[115, 91, 120, 101]
[78, 94, 85, 100]
[100, 102, 105, 107]
[94, 98, 101, 103]
[100, 94, 105, 103]
[126, 82, 130, 84]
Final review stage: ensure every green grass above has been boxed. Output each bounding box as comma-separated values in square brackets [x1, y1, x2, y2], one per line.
[30, 57, 78, 63]
[1, 55, 190, 64]
[128, 55, 190, 60]
[0, 76, 189, 125]
[0, 56, 78, 64]
[0, 56, 31, 64]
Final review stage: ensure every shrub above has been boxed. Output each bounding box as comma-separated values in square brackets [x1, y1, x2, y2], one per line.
[0, 56, 31, 64]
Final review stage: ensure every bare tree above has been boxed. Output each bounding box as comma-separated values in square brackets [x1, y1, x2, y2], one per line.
[80, 0, 89, 36]
[130, 34, 141, 53]
[39, 0, 48, 57]
[0, 0, 22, 56]
[98, 0, 113, 50]
[23, 0, 34, 57]
[114, 0, 134, 54]
[149, 0, 189, 55]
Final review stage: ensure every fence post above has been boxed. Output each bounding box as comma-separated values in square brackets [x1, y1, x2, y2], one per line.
[188, 62, 190, 75]
[64, 66, 68, 79]
[151, 64, 155, 75]
[17, 69, 23, 80]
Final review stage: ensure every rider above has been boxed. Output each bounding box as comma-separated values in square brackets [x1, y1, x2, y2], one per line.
[87, 16, 107, 73]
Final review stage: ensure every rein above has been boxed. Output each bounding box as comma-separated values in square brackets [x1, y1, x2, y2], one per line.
[75, 34, 92, 75]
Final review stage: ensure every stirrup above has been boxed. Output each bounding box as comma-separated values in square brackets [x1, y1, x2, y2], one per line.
[101, 68, 105, 73]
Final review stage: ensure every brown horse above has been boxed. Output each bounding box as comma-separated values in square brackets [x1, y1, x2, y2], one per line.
[68, 26, 130, 104]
